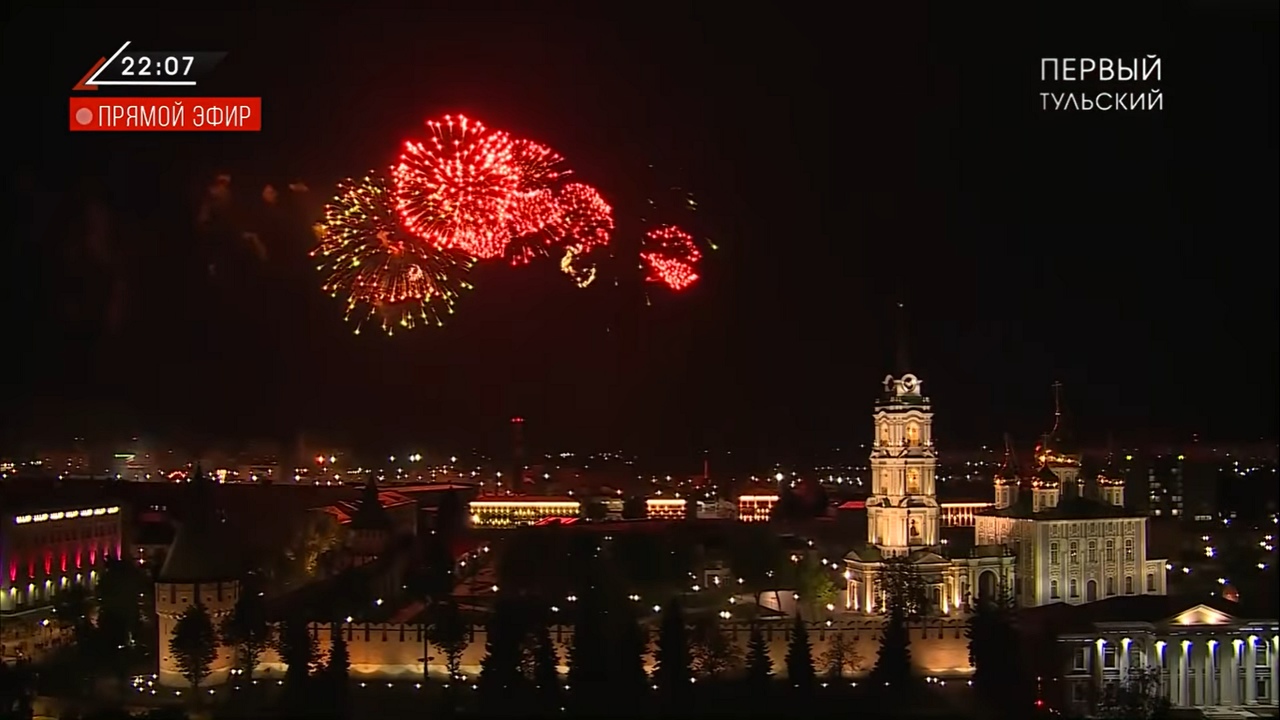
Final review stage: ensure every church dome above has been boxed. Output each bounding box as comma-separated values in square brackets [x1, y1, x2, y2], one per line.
[1097, 464, 1125, 487]
[994, 457, 1019, 484]
[1030, 464, 1061, 488]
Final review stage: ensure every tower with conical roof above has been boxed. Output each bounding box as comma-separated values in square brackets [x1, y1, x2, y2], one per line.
[994, 433, 1021, 509]
[347, 476, 392, 565]
[155, 465, 241, 687]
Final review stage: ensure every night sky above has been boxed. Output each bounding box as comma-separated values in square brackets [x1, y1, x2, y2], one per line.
[5, 4, 1277, 466]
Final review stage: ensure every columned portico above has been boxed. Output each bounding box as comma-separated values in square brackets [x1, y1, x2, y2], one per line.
[1047, 598, 1279, 716]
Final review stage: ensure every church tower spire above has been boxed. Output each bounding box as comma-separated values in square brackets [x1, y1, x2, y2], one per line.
[994, 432, 1021, 509]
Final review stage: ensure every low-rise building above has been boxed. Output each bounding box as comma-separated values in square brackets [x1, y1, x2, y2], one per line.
[1024, 594, 1279, 715]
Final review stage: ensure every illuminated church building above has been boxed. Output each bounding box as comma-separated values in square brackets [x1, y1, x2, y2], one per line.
[844, 373, 1016, 614]
[844, 374, 1167, 614]
[976, 386, 1168, 607]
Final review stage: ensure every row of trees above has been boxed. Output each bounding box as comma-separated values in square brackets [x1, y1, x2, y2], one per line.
[495, 524, 839, 618]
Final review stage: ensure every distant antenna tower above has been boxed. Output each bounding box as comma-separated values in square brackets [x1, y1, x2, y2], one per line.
[510, 416, 525, 493]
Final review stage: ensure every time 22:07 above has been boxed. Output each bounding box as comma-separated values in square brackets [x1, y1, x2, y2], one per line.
[120, 56, 194, 76]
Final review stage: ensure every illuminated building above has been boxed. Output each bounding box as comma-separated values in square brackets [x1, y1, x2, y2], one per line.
[977, 386, 1167, 608]
[155, 467, 240, 687]
[646, 498, 687, 520]
[468, 497, 580, 528]
[737, 495, 778, 522]
[1, 502, 123, 614]
[939, 502, 994, 528]
[1028, 596, 1279, 713]
[844, 373, 1015, 615]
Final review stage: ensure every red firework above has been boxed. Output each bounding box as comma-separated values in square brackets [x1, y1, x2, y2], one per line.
[394, 115, 523, 259]
[641, 224, 702, 291]
[551, 183, 615, 254]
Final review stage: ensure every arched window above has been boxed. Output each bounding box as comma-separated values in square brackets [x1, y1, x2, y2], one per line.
[1106, 576, 1115, 596]
[1124, 576, 1134, 594]
[1069, 541, 1079, 564]
[1050, 579, 1060, 599]
[1050, 542, 1060, 564]
[905, 424, 920, 447]
[907, 469, 921, 494]
[1105, 539, 1115, 562]
[1124, 539, 1134, 561]
[1088, 540, 1097, 563]
[1146, 573, 1155, 592]
[1069, 578, 1078, 598]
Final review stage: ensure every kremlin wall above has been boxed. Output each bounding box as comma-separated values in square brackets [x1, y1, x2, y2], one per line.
[194, 617, 975, 685]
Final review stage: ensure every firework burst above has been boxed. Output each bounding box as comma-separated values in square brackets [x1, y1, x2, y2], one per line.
[313, 172, 474, 335]
[394, 115, 524, 259]
[640, 224, 702, 291]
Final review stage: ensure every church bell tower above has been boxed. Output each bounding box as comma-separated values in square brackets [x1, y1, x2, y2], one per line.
[866, 373, 940, 557]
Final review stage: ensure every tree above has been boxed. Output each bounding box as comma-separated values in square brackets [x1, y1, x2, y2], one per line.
[96, 559, 150, 662]
[169, 603, 218, 691]
[745, 622, 773, 687]
[321, 625, 351, 719]
[584, 500, 608, 521]
[566, 591, 611, 711]
[784, 613, 815, 692]
[795, 555, 839, 616]
[1097, 666, 1172, 719]
[608, 611, 651, 702]
[876, 557, 929, 619]
[967, 585, 1032, 719]
[410, 533, 456, 602]
[771, 483, 804, 522]
[820, 633, 863, 679]
[435, 489, 464, 539]
[276, 617, 319, 713]
[529, 619, 561, 709]
[870, 605, 913, 688]
[621, 495, 647, 519]
[220, 587, 273, 680]
[53, 584, 95, 645]
[652, 598, 691, 699]
[478, 596, 528, 707]
[690, 618, 742, 679]
[427, 599, 468, 682]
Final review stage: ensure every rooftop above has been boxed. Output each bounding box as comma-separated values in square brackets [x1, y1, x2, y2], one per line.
[983, 493, 1142, 521]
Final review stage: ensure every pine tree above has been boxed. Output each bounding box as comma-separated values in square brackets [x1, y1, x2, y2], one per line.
[745, 622, 773, 688]
[967, 586, 1032, 719]
[784, 613, 815, 693]
[653, 598, 691, 702]
[478, 596, 528, 711]
[169, 603, 218, 691]
[323, 625, 351, 719]
[871, 605, 913, 689]
[276, 618, 319, 713]
[609, 611, 651, 702]
[530, 622, 561, 709]
[427, 599, 468, 682]
[566, 592, 610, 712]
[219, 586, 273, 681]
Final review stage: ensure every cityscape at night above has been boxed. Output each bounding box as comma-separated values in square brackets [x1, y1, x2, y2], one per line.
[3, 4, 1278, 720]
